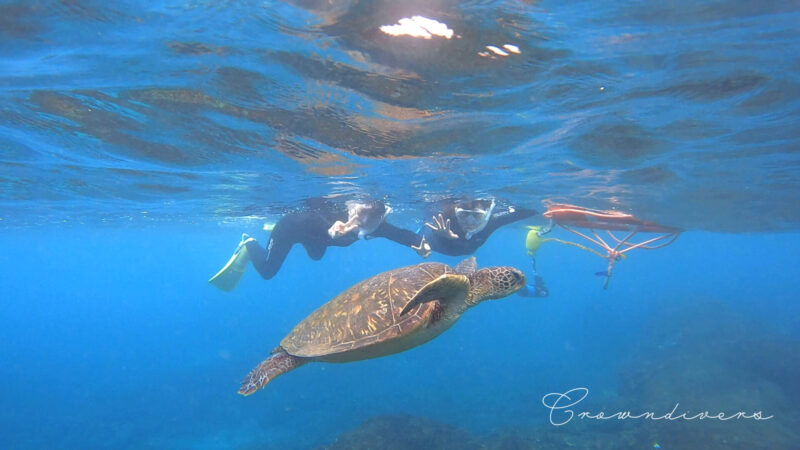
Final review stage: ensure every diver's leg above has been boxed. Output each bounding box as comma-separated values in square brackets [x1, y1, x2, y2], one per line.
[370, 222, 421, 247]
[245, 229, 293, 280]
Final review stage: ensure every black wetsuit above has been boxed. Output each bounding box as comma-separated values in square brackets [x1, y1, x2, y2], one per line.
[243, 199, 536, 279]
[243, 200, 419, 280]
[421, 202, 538, 256]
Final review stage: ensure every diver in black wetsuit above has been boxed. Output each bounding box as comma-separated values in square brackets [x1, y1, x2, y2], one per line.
[208, 196, 537, 292]
[516, 259, 550, 298]
[243, 209, 350, 280]
[246, 198, 425, 280]
[208, 198, 425, 291]
[414, 198, 538, 257]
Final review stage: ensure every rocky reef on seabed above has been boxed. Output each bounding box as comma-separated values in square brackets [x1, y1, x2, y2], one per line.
[316, 414, 657, 450]
[316, 414, 482, 450]
[316, 301, 799, 450]
[611, 300, 800, 449]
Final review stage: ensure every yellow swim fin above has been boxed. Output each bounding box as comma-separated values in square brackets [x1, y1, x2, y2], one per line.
[208, 234, 254, 292]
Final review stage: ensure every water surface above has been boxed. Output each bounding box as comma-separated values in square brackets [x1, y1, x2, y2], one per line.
[1, 1, 799, 449]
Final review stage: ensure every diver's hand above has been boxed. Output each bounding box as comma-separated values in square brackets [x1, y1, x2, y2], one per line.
[328, 220, 359, 239]
[424, 214, 459, 239]
[412, 237, 431, 258]
[328, 221, 346, 238]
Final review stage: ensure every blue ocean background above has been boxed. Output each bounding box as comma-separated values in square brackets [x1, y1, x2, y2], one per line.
[1, 1, 799, 449]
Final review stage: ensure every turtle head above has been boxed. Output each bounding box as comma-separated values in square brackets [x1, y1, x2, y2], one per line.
[467, 266, 525, 306]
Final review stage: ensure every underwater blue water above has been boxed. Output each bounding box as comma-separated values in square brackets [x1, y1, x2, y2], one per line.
[2, 228, 798, 449]
[1, 0, 800, 449]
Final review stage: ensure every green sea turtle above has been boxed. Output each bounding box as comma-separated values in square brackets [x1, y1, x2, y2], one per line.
[238, 257, 525, 395]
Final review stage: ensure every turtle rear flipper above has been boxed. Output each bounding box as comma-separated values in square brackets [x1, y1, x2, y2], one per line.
[400, 274, 469, 316]
[238, 348, 307, 396]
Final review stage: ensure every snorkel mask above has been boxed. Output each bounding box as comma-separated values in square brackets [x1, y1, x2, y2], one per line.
[328, 201, 392, 239]
[354, 201, 391, 239]
[455, 198, 495, 240]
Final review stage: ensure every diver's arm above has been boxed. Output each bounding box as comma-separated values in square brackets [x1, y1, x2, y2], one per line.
[459, 205, 537, 248]
[369, 221, 422, 248]
[483, 206, 538, 233]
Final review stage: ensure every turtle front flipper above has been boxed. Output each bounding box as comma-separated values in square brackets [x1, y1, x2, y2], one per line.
[399, 274, 469, 316]
[238, 348, 307, 396]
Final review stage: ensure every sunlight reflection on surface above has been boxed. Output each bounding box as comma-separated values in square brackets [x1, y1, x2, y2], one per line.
[379, 16, 454, 40]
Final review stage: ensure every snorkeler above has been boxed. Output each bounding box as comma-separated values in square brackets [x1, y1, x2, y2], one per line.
[516, 224, 550, 298]
[416, 198, 538, 257]
[208, 198, 426, 292]
[517, 274, 549, 298]
[323, 197, 536, 259]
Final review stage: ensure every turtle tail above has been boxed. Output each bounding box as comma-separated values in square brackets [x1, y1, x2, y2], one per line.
[238, 348, 307, 396]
